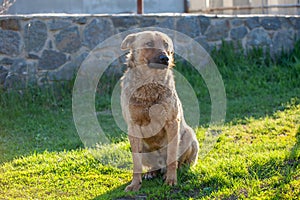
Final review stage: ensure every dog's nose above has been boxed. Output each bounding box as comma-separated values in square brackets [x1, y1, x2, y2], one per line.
[159, 55, 169, 65]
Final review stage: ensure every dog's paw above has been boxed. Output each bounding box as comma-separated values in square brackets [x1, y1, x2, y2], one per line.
[165, 177, 177, 186]
[149, 104, 166, 118]
[140, 104, 167, 137]
[125, 182, 142, 192]
[165, 171, 177, 186]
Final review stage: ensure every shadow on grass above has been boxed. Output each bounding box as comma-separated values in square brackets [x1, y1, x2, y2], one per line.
[0, 102, 83, 163]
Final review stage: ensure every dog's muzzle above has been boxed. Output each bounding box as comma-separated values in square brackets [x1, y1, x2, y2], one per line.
[148, 54, 169, 70]
[159, 55, 169, 65]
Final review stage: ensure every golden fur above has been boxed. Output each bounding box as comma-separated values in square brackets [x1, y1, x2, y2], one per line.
[120, 31, 199, 192]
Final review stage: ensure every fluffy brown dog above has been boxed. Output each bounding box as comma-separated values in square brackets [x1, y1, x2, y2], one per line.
[120, 31, 199, 192]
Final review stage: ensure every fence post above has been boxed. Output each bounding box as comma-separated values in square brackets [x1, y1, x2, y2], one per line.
[137, 0, 143, 14]
[184, 0, 190, 13]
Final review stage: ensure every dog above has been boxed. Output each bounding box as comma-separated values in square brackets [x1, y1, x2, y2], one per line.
[120, 31, 199, 192]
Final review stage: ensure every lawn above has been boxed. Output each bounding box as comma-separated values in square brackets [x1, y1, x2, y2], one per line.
[0, 42, 299, 199]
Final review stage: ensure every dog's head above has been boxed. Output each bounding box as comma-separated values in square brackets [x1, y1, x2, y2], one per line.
[121, 31, 174, 69]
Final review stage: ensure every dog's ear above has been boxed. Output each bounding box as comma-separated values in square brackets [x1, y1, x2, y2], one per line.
[121, 34, 136, 50]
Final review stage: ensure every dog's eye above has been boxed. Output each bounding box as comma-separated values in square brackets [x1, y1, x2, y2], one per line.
[163, 42, 168, 49]
[146, 41, 154, 47]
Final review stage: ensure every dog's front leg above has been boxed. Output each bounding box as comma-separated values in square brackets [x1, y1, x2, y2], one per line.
[165, 120, 179, 186]
[125, 133, 143, 192]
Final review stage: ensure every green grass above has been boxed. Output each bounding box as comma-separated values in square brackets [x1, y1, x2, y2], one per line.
[0, 86, 82, 163]
[0, 41, 300, 199]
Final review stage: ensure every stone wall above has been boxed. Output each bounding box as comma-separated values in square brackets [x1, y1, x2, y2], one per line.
[0, 14, 299, 89]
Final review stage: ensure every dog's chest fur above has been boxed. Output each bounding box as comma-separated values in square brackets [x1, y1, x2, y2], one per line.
[129, 82, 172, 126]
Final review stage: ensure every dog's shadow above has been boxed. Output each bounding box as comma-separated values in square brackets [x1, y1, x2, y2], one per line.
[93, 166, 199, 200]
